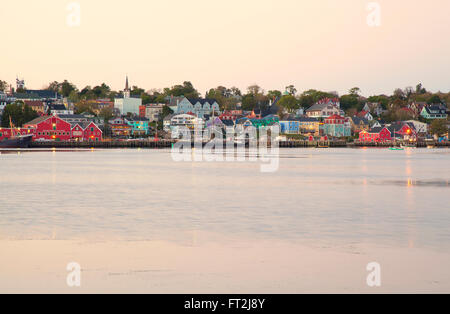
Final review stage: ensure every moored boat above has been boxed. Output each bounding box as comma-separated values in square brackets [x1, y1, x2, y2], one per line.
[0, 134, 33, 148]
[0, 117, 33, 148]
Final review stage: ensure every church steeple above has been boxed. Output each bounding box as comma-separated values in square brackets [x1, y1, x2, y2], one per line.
[124, 75, 130, 98]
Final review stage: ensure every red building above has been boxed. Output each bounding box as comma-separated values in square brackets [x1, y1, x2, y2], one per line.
[71, 122, 102, 142]
[0, 128, 33, 141]
[139, 105, 147, 118]
[359, 124, 415, 143]
[18, 115, 102, 142]
[359, 127, 391, 142]
[220, 110, 243, 121]
[23, 116, 72, 141]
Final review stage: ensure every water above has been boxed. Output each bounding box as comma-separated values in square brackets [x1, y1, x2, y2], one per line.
[1, 148, 450, 292]
[1, 148, 449, 248]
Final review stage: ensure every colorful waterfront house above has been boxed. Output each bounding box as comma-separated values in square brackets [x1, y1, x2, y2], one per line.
[404, 120, 428, 136]
[349, 117, 370, 134]
[23, 115, 72, 141]
[387, 122, 417, 141]
[249, 114, 279, 129]
[305, 98, 343, 119]
[125, 117, 150, 136]
[298, 116, 320, 136]
[420, 104, 448, 120]
[220, 110, 243, 121]
[359, 127, 388, 143]
[322, 115, 351, 137]
[279, 118, 300, 134]
[71, 122, 103, 142]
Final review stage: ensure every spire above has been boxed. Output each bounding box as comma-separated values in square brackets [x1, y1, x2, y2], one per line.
[124, 75, 130, 98]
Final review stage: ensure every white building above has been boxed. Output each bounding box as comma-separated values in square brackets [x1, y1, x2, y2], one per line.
[306, 98, 343, 118]
[169, 113, 205, 138]
[143, 104, 164, 122]
[114, 76, 142, 115]
[176, 97, 220, 118]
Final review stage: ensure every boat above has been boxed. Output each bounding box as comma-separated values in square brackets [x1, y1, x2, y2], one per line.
[400, 144, 416, 148]
[389, 147, 404, 151]
[389, 129, 404, 150]
[0, 117, 33, 148]
[0, 134, 33, 148]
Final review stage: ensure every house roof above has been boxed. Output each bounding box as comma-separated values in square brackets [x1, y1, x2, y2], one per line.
[423, 104, 447, 114]
[368, 127, 384, 133]
[49, 104, 67, 111]
[306, 102, 328, 112]
[58, 114, 87, 119]
[221, 119, 235, 126]
[24, 115, 52, 126]
[326, 114, 345, 120]
[356, 111, 370, 118]
[125, 117, 149, 122]
[350, 117, 369, 125]
[15, 90, 60, 99]
[262, 97, 280, 116]
[188, 98, 218, 105]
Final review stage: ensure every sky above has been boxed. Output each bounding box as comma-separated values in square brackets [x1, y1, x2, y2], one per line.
[1, 0, 450, 96]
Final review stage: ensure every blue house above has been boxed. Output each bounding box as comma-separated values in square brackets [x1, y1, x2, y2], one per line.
[125, 117, 150, 135]
[279, 118, 300, 134]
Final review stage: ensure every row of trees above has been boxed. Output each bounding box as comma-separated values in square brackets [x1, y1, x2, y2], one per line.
[1, 102, 38, 128]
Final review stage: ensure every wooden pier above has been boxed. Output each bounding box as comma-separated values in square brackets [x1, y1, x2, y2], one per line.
[29, 139, 351, 149]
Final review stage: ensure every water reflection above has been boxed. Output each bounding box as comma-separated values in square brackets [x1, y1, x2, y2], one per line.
[0, 148, 449, 251]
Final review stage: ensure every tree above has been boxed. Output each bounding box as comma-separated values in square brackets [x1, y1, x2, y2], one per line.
[1, 102, 38, 127]
[164, 81, 199, 99]
[46, 81, 60, 92]
[298, 94, 315, 108]
[340, 94, 359, 111]
[285, 85, 297, 96]
[247, 84, 262, 96]
[427, 95, 442, 105]
[301, 89, 336, 103]
[416, 83, 427, 94]
[0, 80, 8, 92]
[98, 107, 114, 123]
[160, 105, 174, 120]
[349, 87, 361, 96]
[74, 100, 95, 114]
[393, 88, 406, 100]
[430, 119, 448, 137]
[92, 83, 111, 98]
[267, 90, 282, 100]
[277, 95, 299, 114]
[60, 80, 77, 97]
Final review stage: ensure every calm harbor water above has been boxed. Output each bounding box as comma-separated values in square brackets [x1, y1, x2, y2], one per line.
[0, 148, 449, 292]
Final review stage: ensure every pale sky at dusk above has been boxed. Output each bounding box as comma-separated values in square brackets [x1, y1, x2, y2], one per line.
[2, 0, 450, 96]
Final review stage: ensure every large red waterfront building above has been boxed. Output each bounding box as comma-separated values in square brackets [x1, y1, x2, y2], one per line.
[17, 115, 103, 142]
[23, 116, 72, 141]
